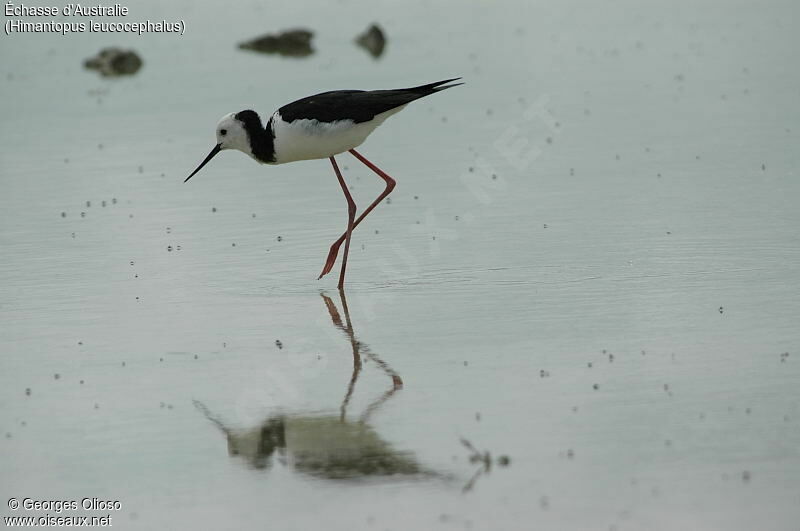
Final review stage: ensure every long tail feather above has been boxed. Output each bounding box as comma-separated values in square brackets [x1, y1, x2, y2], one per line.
[407, 77, 464, 94]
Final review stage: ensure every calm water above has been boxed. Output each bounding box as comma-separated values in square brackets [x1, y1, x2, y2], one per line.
[2, 0, 799, 529]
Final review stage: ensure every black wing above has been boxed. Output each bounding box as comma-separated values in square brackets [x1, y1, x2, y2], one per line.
[278, 78, 462, 124]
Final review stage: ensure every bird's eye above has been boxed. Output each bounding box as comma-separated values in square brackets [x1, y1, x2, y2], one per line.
[220, 129, 227, 136]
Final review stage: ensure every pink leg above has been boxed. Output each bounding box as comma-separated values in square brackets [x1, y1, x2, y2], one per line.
[318, 149, 397, 279]
[329, 156, 356, 289]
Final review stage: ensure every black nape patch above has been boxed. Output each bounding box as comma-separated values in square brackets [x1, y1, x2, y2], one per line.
[235, 110, 262, 130]
[235, 110, 275, 163]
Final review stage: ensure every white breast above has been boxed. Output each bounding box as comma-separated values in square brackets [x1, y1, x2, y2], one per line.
[270, 106, 405, 164]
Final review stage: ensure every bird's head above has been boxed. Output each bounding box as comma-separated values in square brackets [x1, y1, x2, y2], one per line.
[185, 110, 262, 182]
[216, 112, 252, 153]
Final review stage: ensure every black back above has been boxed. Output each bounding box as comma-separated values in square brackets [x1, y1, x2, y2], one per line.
[278, 78, 462, 124]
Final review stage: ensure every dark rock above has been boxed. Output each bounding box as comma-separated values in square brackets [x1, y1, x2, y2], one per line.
[84, 47, 143, 77]
[355, 23, 386, 58]
[238, 29, 314, 58]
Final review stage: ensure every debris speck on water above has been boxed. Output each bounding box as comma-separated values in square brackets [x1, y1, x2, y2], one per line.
[539, 496, 549, 510]
[354, 23, 386, 58]
[238, 29, 314, 58]
[275, 339, 283, 349]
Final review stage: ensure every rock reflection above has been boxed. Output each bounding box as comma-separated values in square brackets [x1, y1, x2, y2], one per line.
[196, 290, 427, 480]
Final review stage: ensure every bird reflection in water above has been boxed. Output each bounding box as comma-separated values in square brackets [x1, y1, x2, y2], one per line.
[195, 290, 427, 480]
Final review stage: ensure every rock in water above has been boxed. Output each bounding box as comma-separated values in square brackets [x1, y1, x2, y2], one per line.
[84, 48, 143, 77]
[238, 29, 314, 58]
[355, 24, 386, 58]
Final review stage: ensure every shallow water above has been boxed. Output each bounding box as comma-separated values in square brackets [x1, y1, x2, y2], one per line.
[2, 0, 799, 529]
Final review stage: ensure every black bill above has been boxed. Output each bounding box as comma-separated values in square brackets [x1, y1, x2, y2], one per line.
[185, 144, 222, 183]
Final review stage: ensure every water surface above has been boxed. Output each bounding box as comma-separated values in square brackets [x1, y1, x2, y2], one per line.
[1, 0, 799, 529]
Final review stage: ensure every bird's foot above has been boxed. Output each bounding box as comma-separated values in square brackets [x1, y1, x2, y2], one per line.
[318, 238, 344, 279]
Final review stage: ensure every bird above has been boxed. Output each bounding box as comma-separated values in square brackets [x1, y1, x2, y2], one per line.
[185, 78, 463, 289]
